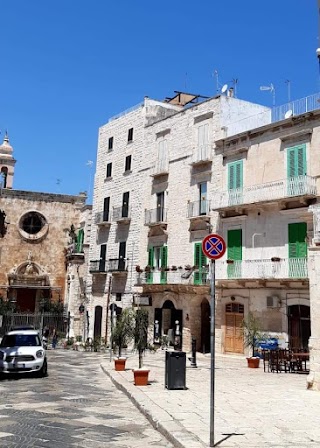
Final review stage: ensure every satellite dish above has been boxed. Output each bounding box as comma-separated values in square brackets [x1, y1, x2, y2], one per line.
[284, 109, 293, 119]
[221, 84, 228, 94]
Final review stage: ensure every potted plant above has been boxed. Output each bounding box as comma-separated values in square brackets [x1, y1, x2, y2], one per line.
[135, 265, 143, 273]
[112, 308, 135, 371]
[271, 257, 281, 262]
[241, 312, 265, 368]
[132, 308, 150, 385]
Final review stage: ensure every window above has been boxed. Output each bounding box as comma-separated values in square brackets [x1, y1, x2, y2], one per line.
[99, 244, 107, 271]
[108, 137, 114, 151]
[116, 293, 122, 301]
[118, 241, 126, 270]
[199, 182, 207, 215]
[227, 229, 242, 279]
[122, 192, 129, 218]
[194, 242, 207, 285]
[106, 163, 112, 178]
[156, 192, 165, 221]
[103, 197, 110, 221]
[128, 128, 133, 142]
[125, 155, 132, 172]
[18, 211, 49, 242]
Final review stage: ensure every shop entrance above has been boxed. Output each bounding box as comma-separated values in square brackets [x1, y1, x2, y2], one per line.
[224, 302, 244, 354]
[288, 304, 310, 350]
[154, 300, 182, 349]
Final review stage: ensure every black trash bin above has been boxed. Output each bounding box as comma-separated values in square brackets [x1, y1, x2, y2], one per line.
[165, 351, 186, 390]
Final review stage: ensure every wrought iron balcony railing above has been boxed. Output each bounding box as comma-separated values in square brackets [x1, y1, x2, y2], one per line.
[95, 211, 111, 226]
[215, 258, 308, 280]
[108, 258, 127, 273]
[191, 144, 211, 165]
[211, 176, 317, 211]
[89, 259, 107, 273]
[145, 207, 167, 225]
[187, 200, 211, 218]
[113, 205, 131, 222]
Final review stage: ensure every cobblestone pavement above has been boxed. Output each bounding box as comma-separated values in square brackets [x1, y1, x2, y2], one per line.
[0, 350, 173, 448]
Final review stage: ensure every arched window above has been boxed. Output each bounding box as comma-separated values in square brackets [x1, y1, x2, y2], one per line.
[1, 167, 8, 188]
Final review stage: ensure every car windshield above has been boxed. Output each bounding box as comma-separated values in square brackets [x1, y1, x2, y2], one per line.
[0, 334, 41, 347]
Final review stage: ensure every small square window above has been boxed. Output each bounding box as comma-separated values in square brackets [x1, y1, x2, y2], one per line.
[116, 293, 122, 302]
[125, 155, 132, 172]
[106, 162, 112, 178]
[108, 137, 113, 151]
[128, 128, 133, 142]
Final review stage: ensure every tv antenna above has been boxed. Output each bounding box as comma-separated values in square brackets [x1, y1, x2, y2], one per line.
[285, 79, 291, 102]
[213, 69, 220, 94]
[260, 83, 276, 107]
[86, 160, 94, 201]
[231, 78, 238, 98]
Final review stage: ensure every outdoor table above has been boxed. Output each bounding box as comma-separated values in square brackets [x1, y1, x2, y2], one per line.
[290, 353, 309, 373]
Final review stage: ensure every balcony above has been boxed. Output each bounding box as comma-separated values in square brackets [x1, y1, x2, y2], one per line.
[211, 176, 317, 212]
[89, 260, 107, 274]
[190, 144, 212, 166]
[95, 211, 111, 228]
[145, 207, 167, 226]
[215, 258, 308, 281]
[187, 200, 211, 221]
[113, 206, 131, 224]
[108, 258, 127, 274]
[152, 158, 169, 178]
[65, 243, 85, 264]
[136, 268, 208, 286]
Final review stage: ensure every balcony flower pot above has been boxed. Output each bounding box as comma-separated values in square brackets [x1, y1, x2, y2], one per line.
[171, 266, 177, 271]
[135, 265, 143, 273]
[114, 357, 127, 371]
[132, 368, 150, 386]
[271, 257, 281, 262]
[226, 259, 234, 264]
[246, 357, 260, 368]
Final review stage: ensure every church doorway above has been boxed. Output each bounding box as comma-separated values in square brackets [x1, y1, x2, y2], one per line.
[16, 289, 37, 312]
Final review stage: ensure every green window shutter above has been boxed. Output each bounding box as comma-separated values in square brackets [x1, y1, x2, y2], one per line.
[160, 246, 168, 284]
[148, 247, 154, 267]
[147, 247, 154, 284]
[194, 243, 201, 285]
[288, 223, 307, 258]
[227, 229, 242, 260]
[76, 229, 84, 253]
[228, 161, 243, 190]
[287, 145, 306, 178]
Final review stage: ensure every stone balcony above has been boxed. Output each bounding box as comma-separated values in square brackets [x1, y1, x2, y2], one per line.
[145, 207, 167, 226]
[151, 158, 169, 178]
[211, 176, 317, 212]
[187, 200, 211, 221]
[215, 258, 308, 282]
[95, 211, 111, 228]
[108, 258, 128, 275]
[190, 144, 212, 166]
[112, 206, 131, 224]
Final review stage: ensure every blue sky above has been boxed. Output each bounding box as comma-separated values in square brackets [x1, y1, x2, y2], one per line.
[1, 1, 318, 202]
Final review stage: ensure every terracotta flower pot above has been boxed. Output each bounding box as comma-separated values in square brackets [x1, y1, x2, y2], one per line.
[246, 357, 260, 368]
[133, 369, 150, 386]
[114, 358, 127, 371]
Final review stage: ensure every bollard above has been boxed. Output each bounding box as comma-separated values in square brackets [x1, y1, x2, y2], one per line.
[190, 337, 197, 368]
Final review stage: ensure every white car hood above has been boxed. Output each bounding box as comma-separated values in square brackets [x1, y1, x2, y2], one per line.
[0, 346, 44, 356]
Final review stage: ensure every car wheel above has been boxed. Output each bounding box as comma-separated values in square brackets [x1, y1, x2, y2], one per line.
[38, 358, 48, 377]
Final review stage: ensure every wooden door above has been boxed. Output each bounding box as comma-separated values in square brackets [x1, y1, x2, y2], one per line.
[225, 303, 244, 353]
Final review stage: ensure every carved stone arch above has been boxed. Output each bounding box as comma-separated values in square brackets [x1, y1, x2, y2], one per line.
[16, 261, 42, 276]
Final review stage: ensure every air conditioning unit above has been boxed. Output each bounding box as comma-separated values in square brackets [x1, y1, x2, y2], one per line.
[267, 296, 280, 308]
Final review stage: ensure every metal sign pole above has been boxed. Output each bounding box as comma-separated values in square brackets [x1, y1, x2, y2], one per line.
[210, 259, 216, 447]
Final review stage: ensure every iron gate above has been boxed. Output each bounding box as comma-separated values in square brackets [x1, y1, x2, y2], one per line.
[0, 313, 66, 336]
